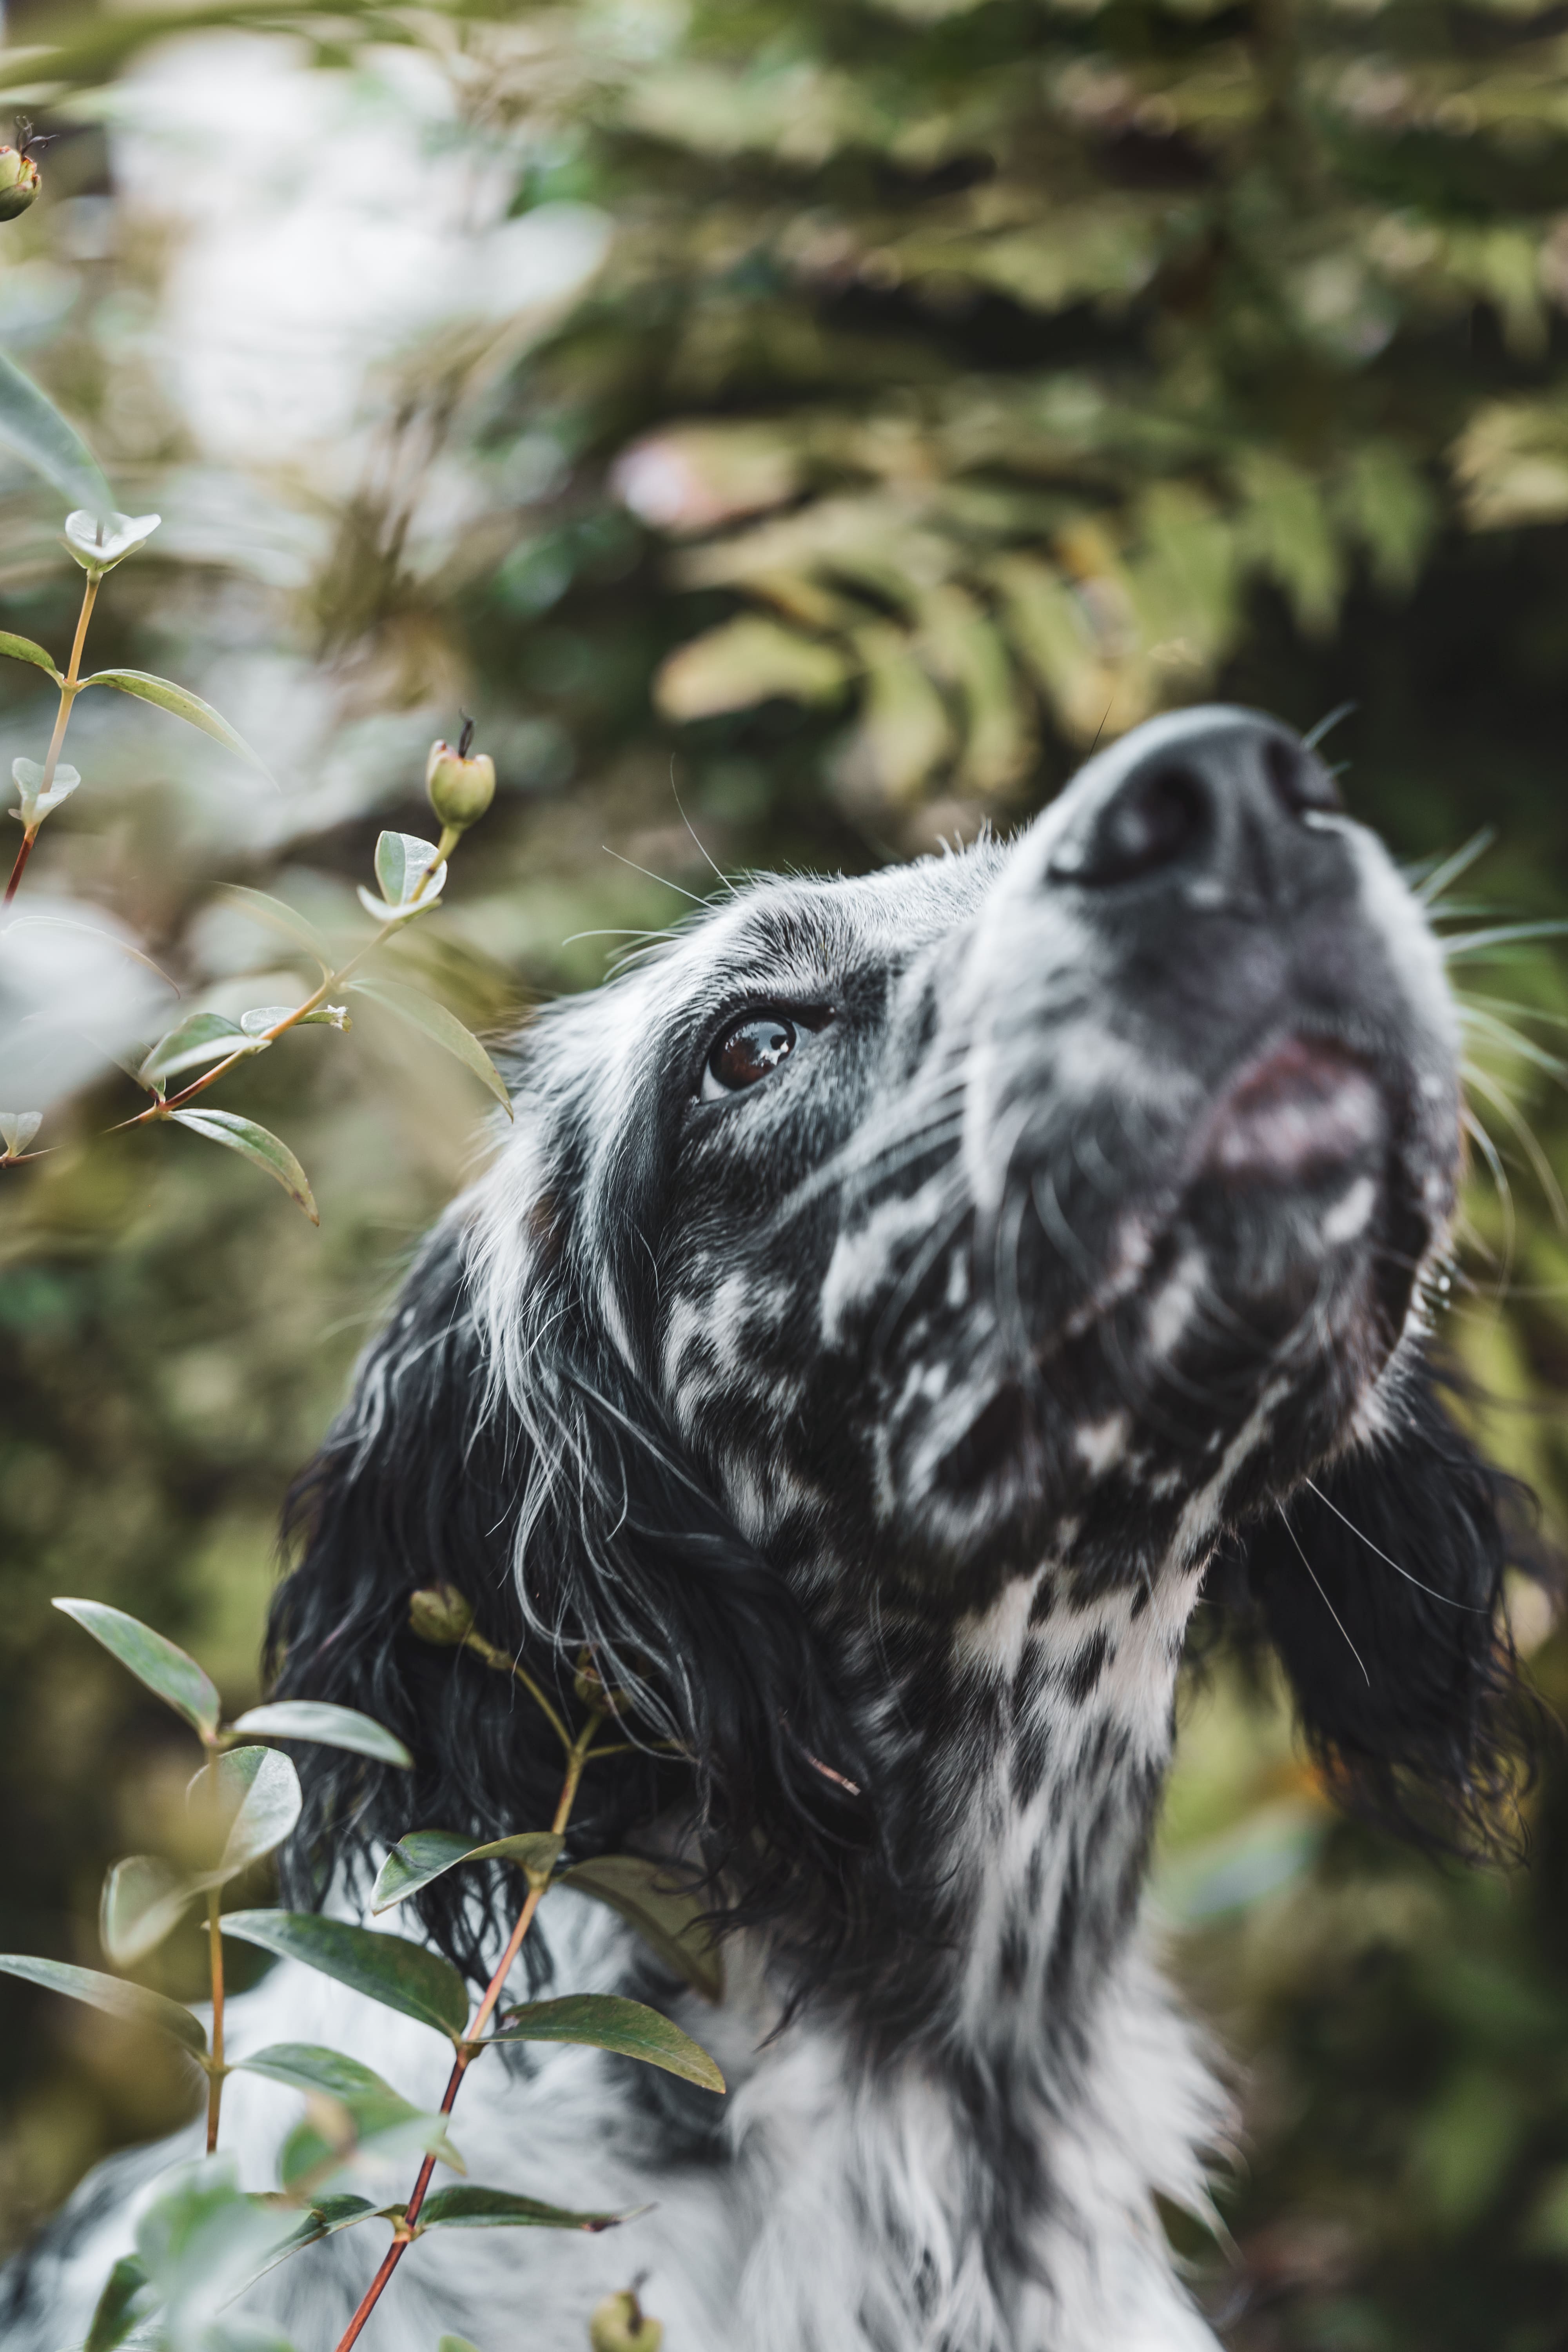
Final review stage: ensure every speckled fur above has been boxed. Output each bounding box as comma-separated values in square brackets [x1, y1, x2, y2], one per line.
[6, 709, 1531, 2352]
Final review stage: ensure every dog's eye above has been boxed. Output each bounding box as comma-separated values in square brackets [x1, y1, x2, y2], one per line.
[703, 1013, 798, 1100]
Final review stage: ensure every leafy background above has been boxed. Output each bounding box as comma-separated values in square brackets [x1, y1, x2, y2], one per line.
[0, 2, 1566, 2346]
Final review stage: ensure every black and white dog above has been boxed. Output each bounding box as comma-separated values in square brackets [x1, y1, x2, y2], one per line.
[8, 707, 1531, 2352]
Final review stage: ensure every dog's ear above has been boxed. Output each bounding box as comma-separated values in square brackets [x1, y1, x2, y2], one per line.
[1212, 1350, 1544, 1859]
[266, 1214, 870, 1981]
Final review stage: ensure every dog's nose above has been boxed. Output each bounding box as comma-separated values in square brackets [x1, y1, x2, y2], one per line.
[1047, 708, 1342, 899]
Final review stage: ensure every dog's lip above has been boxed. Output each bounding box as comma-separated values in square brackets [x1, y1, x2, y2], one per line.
[1197, 1034, 1386, 1185]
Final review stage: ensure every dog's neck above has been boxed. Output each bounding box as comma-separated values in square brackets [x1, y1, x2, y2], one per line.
[822, 1555, 1205, 2065]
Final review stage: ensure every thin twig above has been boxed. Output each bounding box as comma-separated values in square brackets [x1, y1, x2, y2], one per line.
[331, 1704, 606, 2352]
[4, 572, 98, 913]
[114, 827, 461, 1130]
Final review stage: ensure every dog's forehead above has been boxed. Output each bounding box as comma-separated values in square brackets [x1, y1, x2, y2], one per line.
[665, 846, 1007, 1004]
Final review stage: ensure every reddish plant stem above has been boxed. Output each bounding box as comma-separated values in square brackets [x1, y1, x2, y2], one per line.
[332, 1708, 602, 2352]
[115, 826, 460, 1131]
[3, 829, 36, 909]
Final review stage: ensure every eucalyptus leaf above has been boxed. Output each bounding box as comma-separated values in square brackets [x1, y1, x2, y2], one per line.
[218, 886, 334, 973]
[53, 1598, 221, 1738]
[229, 1701, 413, 1768]
[350, 980, 512, 1115]
[0, 1111, 43, 1157]
[0, 350, 114, 520]
[10, 754, 80, 826]
[236, 2042, 455, 2152]
[375, 831, 444, 908]
[187, 1744, 303, 1881]
[220, 1912, 470, 2041]
[83, 2252, 159, 2352]
[561, 1854, 724, 2003]
[416, 2185, 637, 2234]
[239, 1004, 348, 1036]
[0, 628, 62, 683]
[0, 1954, 206, 2056]
[139, 1013, 255, 1089]
[488, 1994, 725, 2091]
[278, 2105, 463, 2196]
[63, 511, 161, 573]
[253, 2193, 377, 2285]
[371, 1830, 563, 1916]
[168, 1111, 319, 1225]
[80, 669, 272, 779]
[100, 1854, 193, 1968]
[134, 2158, 299, 2352]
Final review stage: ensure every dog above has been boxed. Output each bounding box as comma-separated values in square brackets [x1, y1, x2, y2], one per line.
[4, 706, 1531, 2352]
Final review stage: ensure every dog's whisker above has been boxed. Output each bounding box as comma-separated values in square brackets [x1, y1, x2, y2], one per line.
[1276, 1501, 1370, 1686]
[1299, 1476, 1489, 1612]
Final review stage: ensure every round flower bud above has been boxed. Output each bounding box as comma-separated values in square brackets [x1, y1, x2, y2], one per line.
[426, 737, 496, 832]
[573, 1650, 632, 1716]
[590, 2291, 663, 2352]
[408, 1585, 475, 1646]
[0, 145, 40, 222]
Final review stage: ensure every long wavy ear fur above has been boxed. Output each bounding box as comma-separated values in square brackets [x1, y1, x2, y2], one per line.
[265, 1220, 873, 1987]
[1210, 1349, 1546, 1860]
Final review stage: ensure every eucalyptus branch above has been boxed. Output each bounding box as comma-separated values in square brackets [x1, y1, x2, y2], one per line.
[332, 1697, 608, 2352]
[4, 568, 96, 911]
[114, 836, 459, 1131]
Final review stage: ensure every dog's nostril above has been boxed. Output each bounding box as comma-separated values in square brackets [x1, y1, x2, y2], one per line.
[1069, 764, 1208, 888]
[1263, 734, 1342, 816]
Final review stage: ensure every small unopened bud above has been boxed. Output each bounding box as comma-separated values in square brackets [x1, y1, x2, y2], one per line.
[573, 1649, 631, 1716]
[589, 2290, 663, 2352]
[0, 143, 40, 222]
[426, 719, 495, 833]
[408, 1585, 475, 1646]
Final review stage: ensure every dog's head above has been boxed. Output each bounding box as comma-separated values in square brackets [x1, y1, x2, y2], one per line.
[272, 706, 1531, 1970]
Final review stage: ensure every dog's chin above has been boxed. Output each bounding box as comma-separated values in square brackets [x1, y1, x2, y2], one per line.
[1177, 1031, 1428, 1348]
[914, 1035, 1436, 1560]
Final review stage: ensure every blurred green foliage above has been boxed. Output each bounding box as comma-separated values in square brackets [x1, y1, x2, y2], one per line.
[1, 1, 1567, 2343]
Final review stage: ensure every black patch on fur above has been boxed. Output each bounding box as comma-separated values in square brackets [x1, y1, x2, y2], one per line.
[1206, 1356, 1546, 1860]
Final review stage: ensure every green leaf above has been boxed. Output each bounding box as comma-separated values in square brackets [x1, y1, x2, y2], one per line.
[438, 2339, 485, 2352]
[258, 2192, 377, 2281]
[488, 1993, 725, 2091]
[0, 629, 62, 684]
[220, 1912, 470, 2041]
[234, 2043, 463, 2185]
[84, 2252, 159, 2352]
[562, 1854, 724, 2003]
[134, 2157, 299, 2352]
[218, 886, 335, 974]
[375, 831, 443, 908]
[100, 1854, 194, 1968]
[53, 1598, 221, 1738]
[228, 1701, 413, 1768]
[0, 1111, 42, 1158]
[80, 669, 272, 779]
[168, 1110, 319, 1225]
[236, 2042, 439, 2141]
[0, 350, 114, 521]
[63, 511, 160, 575]
[140, 1012, 257, 1089]
[187, 1744, 303, 1880]
[371, 1830, 563, 1916]
[417, 2185, 637, 2234]
[350, 980, 513, 1117]
[240, 1004, 348, 1036]
[0, 1954, 207, 2056]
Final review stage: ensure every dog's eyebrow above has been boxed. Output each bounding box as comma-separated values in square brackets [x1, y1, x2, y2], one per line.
[690, 896, 846, 997]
